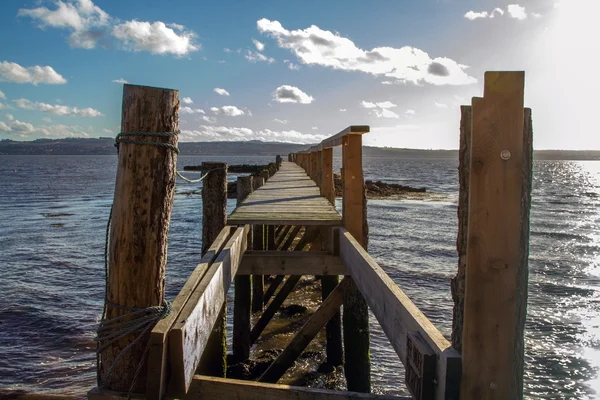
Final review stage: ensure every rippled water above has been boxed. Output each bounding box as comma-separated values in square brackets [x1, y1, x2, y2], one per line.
[0, 155, 599, 399]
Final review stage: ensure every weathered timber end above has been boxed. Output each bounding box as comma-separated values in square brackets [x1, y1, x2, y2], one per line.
[90, 71, 533, 400]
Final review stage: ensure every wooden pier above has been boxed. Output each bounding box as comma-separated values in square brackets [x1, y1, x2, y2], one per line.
[91, 71, 533, 400]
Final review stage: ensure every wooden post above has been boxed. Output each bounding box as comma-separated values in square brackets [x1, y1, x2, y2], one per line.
[252, 177, 265, 313]
[322, 226, 343, 366]
[316, 150, 323, 188]
[342, 134, 370, 393]
[461, 72, 532, 400]
[198, 162, 228, 377]
[451, 106, 471, 353]
[99, 84, 178, 392]
[260, 170, 270, 183]
[233, 176, 253, 361]
[267, 225, 276, 250]
[321, 148, 334, 204]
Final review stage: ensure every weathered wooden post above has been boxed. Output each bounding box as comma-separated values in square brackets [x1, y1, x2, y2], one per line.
[252, 176, 265, 313]
[260, 169, 270, 183]
[98, 84, 178, 393]
[342, 134, 370, 392]
[319, 146, 343, 366]
[461, 71, 532, 399]
[233, 176, 253, 361]
[451, 106, 471, 353]
[198, 161, 228, 377]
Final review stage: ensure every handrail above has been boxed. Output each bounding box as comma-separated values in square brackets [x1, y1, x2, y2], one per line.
[296, 125, 370, 153]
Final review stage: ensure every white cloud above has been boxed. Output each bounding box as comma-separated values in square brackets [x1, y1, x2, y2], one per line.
[0, 118, 92, 138]
[362, 100, 399, 118]
[464, 11, 489, 20]
[284, 60, 301, 70]
[224, 48, 232, 53]
[5, 113, 14, 121]
[435, 102, 448, 108]
[312, 126, 318, 130]
[180, 106, 205, 114]
[182, 97, 194, 104]
[103, 128, 114, 134]
[465, 5, 533, 21]
[0, 103, 8, 111]
[273, 85, 314, 104]
[405, 109, 416, 115]
[273, 118, 288, 124]
[19, 0, 199, 56]
[13, 98, 102, 117]
[112, 20, 198, 56]
[42, 117, 53, 123]
[257, 18, 476, 85]
[180, 125, 326, 144]
[0, 90, 5, 100]
[507, 4, 528, 20]
[112, 78, 128, 84]
[340, 109, 347, 112]
[245, 50, 275, 63]
[0, 61, 67, 85]
[532, 12, 542, 18]
[252, 38, 265, 52]
[0, 121, 10, 132]
[200, 115, 216, 123]
[210, 106, 248, 116]
[214, 88, 230, 96]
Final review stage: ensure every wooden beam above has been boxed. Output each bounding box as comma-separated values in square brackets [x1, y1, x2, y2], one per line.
[184, 376, 408, 400]
[168, 225, 249, 396]
[339, 228, 461, 399]
[342, 133, 370, 393]
[321, 148, 334, 205]
[280, 225, 302, 251]
[461, 71, 531, 400]
[451, 105, 472, 354]
[146, 226, 232, 399]
[263, 275, 285, 305]
[259, 277, 351, 383]
[275, 225, 292, 248]
[250, 275, 302, 345]
[238, 252, 347, 276]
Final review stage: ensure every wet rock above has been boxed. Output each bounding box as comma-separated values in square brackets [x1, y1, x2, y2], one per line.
[333, 173, 427, 198]
[227, 349, 283, 380]
[317, 362, 336, 373]
[279, 304, 308, 317]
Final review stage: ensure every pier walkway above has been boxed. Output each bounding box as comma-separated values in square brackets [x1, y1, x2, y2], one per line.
[91, 72, 533, 400]
[228, 161, 341, 226]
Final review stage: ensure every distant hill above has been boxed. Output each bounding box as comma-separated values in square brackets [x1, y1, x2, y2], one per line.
[0, 138, 599, 160]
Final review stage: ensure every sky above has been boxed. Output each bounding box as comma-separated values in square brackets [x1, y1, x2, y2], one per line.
[0, 0, 596, 149]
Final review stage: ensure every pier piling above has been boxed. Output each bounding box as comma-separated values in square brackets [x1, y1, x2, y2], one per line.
[99, 84, 179, 393]
[198, 161, 228, 377]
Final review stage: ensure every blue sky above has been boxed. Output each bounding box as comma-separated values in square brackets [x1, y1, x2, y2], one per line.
[0, 0, 595, 149]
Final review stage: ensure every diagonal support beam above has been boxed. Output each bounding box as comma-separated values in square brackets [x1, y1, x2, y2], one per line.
[259, 277, 351, 383]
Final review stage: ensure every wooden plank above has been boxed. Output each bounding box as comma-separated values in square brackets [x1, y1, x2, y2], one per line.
[263, 275, 285, 304]
[339, 228, 461, 400]
[275, 225, 292, 248]
[259, 277, 350, 383]
[184, 376, 408, 400]
[146, 226, 232, 399]
[238, 252, 347, 275]
[297, 126, 370, 152]
[280, 225, 302, 251]
[228, 217, 342, 226]
[461, 71, 530, 400]
[168, 225, 249, 396]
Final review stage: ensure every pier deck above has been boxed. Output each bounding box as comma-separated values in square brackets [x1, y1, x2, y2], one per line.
[227, 161, 341, 226]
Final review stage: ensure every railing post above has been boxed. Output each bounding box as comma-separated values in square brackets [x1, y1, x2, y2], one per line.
[233, 176, 253, 361]
[198, 161, 228, 377]
[99, 84, 178, 393]
[321, 148, 334, 205]
[341, 134, 370, 393]
[252, 176, 265, 313]
[461, 71, 532, 399]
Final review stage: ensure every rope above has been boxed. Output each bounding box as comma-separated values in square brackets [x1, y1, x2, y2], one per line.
[96, 203, 171, 398]
[114, 131, 180, 154]
[176, 170, 209, 183]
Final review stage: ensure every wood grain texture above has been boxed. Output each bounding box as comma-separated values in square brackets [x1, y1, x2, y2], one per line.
[238, 252, 347, 276]
[339, 228, 461, 400]
[451, 106, 472, 354]
[168, 226, 248, 396]
[259, 277, 350, 383]
[321, 148, 335, 205]
[100, 84, 179, 392]
[342, 134, 370, 393]
[146, 227, 232, 399]
[184, 376, 408, 400]
[461, 71, 530, 400]
[233, 177, 253, 361]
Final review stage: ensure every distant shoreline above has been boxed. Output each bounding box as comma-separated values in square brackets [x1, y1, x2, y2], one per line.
[1, 138, 599, 160]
